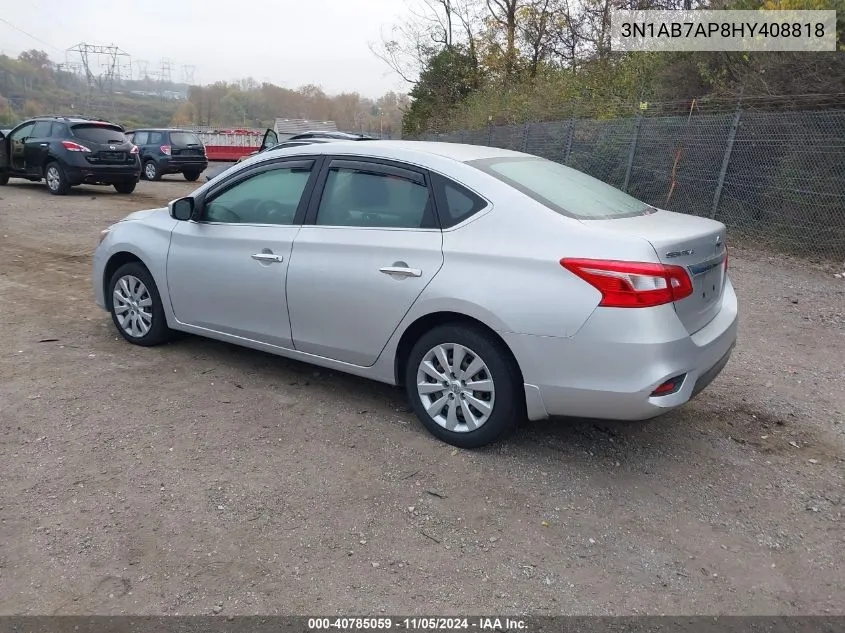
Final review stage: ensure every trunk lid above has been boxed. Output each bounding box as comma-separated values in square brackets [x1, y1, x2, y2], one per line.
[71, 123, 135, 165]
[585, 209, 728, 334]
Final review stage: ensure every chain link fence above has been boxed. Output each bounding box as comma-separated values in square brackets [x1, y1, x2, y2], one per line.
[425, 108, 845, 261]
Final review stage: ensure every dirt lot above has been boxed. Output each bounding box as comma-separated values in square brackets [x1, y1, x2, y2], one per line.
[0, 173, 843, 616]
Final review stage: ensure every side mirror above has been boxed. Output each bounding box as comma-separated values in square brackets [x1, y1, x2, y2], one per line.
[169, 197, 194, 221]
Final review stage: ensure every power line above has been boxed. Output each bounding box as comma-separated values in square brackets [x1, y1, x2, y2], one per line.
[0, 16, 63, 53]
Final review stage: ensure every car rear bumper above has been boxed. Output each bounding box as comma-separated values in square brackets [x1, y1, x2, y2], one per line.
[159, 158, 208, 173]
[65, 164, 140, 185]
[504, 277, 738, 421]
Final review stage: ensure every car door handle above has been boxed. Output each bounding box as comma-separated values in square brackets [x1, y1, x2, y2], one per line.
[379, 266, 422, 278]
[251, 253, 284, 263]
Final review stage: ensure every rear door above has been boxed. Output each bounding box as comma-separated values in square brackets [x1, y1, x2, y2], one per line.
[259, 129, 278, 152]
[70, 123, 131, 166]
[169, 130, 206, 160]
[286, 157, 444, 366]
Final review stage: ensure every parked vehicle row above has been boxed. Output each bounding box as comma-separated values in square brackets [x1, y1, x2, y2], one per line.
[204, 130, 373, 181]
[93, 140, 737, 448]
[0, 116, 141, 194]
[125, 128, 208, 182]
[0, 116, 378, 195]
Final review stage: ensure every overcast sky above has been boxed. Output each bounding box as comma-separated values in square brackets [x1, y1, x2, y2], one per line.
[0, 0, 411, 98]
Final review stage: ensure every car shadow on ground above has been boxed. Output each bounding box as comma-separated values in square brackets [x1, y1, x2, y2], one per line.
[152, 330, 707, 471]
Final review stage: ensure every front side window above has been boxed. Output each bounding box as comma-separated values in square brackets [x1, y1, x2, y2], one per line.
[468, 156, 650, 220]
[316, 164, 432, 228]
[202, 163, 314, 225]
[10, 123, 35, 142]
[133, 131, 149, 145]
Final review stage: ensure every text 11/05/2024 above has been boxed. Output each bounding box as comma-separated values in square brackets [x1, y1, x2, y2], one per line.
[306, 617, 528, 631]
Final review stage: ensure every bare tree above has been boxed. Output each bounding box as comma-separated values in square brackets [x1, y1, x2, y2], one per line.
[485, 0, 522, 75]
[517, 0, 557, 77]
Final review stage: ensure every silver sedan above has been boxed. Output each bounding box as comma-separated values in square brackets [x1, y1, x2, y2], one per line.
[92, 141, 737, 447]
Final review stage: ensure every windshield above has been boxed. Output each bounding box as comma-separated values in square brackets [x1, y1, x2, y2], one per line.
[467, 156, 650, 220]
[71, 124, 126, 144]
[170, 132, 202, 146]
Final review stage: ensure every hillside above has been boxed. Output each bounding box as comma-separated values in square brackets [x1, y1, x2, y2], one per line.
[0, 50, 407, 135]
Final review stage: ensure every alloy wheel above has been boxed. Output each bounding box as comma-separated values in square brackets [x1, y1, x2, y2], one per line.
[416, 343, 495, 432]
[112, 274, 154, 338]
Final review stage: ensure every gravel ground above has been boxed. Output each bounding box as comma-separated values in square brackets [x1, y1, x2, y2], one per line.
[0, 174, 843, 616]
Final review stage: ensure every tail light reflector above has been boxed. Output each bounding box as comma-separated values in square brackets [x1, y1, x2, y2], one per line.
[130, 145, 139, 154]
[650, 374, 686, 397]
[560, 258, 693, 308]
[160, 145, 171, 155]
[61, 140, 91, 152]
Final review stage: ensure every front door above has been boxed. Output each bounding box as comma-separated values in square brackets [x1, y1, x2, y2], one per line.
[166, 159, 317, 348]
[8, 122, 35, 172]
[287, 158, 444, 366]
[260, 129, 278, 153]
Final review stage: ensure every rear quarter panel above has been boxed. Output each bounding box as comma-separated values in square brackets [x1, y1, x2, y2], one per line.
[408, 166, 663, 339]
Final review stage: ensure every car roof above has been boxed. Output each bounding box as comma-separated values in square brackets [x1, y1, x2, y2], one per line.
[267, 139, 529, 162]
[127, 128, 194, 132]
[30, 115, 118, 125]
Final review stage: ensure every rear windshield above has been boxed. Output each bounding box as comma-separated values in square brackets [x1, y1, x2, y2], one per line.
[71, 124, 126, 144]
[170, 132, 202, 146]
[467, 156, 650, 220]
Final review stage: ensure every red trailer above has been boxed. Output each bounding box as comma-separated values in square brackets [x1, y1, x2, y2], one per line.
[193, 128, 264, 161]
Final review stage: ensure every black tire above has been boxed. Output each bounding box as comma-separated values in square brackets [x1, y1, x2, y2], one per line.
[113, 181, 136, 194]
[44, 161, 70, 195]
[143, 160, 161, 181]
[183, 171, 201, 182]
[405, 323, 523, 448]
[0, 172, 9, 186]
[107, 262, 171, 347]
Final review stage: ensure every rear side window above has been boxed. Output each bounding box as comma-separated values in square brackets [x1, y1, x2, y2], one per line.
[170, 132, 202, 146]
[72, 124, 126, 144]
[148, 131, 164, 144]
[316, 162, 433, 229]
[431, 173, 487, 228]
[31, 121, 52, 137]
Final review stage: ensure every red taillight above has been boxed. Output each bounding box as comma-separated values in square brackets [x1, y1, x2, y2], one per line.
[61, 140, 91, 152]
[160, 145, 171, 155]
[130, 144, 139, 154]
[560, 258, 693, 308]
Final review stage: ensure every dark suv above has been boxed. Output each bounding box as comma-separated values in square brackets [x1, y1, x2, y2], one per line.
[0, 116, 141, 195]
[126, 128, 207, 181]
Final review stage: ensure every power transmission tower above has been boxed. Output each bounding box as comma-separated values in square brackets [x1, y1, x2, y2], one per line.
[66, 43, 131, 117]
[136, 59, 149, 80]
[181, 64, 196, 85]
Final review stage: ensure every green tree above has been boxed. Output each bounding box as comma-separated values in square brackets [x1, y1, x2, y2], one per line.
[403, 47, 481, 136]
